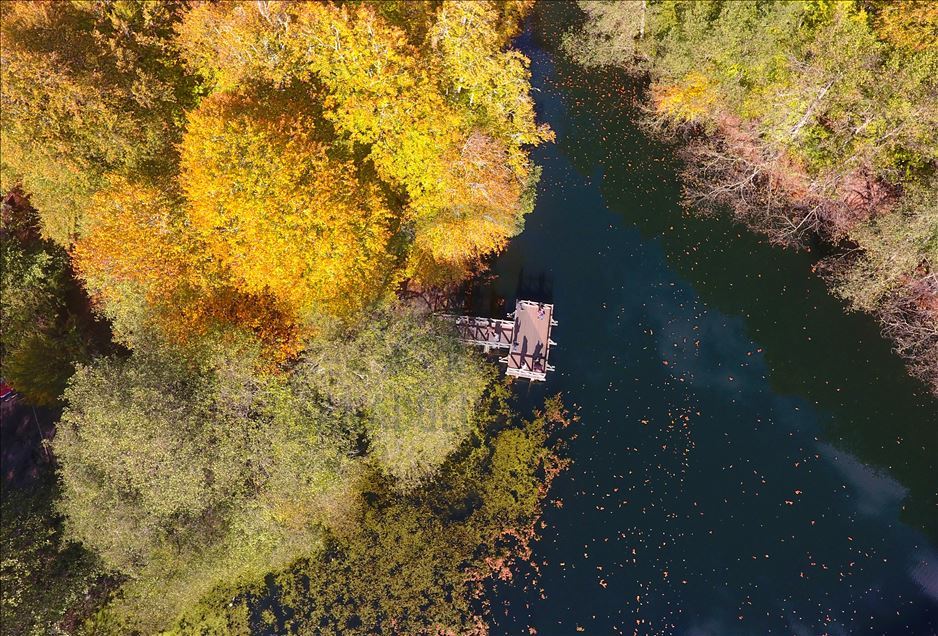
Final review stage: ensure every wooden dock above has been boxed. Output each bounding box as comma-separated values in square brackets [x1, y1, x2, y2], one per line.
[452, 315, 515, 349]
[449, 300, 557, 381]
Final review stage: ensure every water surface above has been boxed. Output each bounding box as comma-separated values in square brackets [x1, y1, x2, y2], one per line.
[481, 7, 938, 635]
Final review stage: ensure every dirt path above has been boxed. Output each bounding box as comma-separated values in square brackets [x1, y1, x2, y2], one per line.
[1, 398, 58, 489]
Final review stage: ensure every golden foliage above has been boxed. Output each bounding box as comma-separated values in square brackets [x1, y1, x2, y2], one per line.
[175, 1, 551, 272]
[74, 181, 186, 311]
[415, 132, 523, 263]
[654, 72, 718, 123]
[73, 180, 302, 359]
[180, 88, 399, 322]
[1, 0, 195, 245]
[66, 0, 549, 350]
[175, 0, 310, 91]
[874, 1, 938, 53]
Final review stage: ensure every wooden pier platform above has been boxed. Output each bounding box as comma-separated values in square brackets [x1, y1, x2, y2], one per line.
[449, 300, 557, 381]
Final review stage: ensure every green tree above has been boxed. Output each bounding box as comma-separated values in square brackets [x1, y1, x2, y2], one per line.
[54, 341, 356, 629]
[1, 192, 94, 404]
[298, 307, 493, 488]
[567, 0, 937, 185]
[562, 0, 650, 68]
[174, 390, 572, 636]
[55, 307, 500, 629]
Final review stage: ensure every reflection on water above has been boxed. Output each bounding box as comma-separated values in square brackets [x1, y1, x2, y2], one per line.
[481, 4, 938, 634]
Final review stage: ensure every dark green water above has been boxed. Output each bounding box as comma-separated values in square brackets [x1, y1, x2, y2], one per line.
[482, 7, 938, 635]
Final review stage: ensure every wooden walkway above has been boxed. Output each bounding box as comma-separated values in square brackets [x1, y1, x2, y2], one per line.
[452, 315, 515, 349]
[449, 300, 557, 381]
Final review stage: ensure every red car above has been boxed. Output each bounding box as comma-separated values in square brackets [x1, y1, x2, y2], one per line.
[0, 381, 16, 401]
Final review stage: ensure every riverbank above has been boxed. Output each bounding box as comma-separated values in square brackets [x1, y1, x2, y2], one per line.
[562, 0, 938, 395]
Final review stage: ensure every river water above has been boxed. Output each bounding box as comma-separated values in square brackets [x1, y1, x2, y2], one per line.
[480, 6, 938, 635]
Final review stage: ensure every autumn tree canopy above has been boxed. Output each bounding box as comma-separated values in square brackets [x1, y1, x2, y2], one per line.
[0, 1, 198, 245]
[179, 87, 399, 322]
[53, 0, 551, 354]
[3, 2, 558, 632]
[175, 0, 551, 271]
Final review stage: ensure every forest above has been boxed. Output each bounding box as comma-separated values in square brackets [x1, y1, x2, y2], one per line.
[1, 1, 569, 633]
[566, 0, 937, 392]
[1, 1, 936, 635]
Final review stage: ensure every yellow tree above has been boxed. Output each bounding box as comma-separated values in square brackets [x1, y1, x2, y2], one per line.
[873, 0, 938, 53]
[427, 0, 553, 175]
[179, 87, 399, 322]
[282, 2, 550, 274]
[174, 0, 552, 285]
[72, 181, 188, 343]
[0, 0, 196, 245]
[414, 131, 524, 264]
[73, 179, 301, 359]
